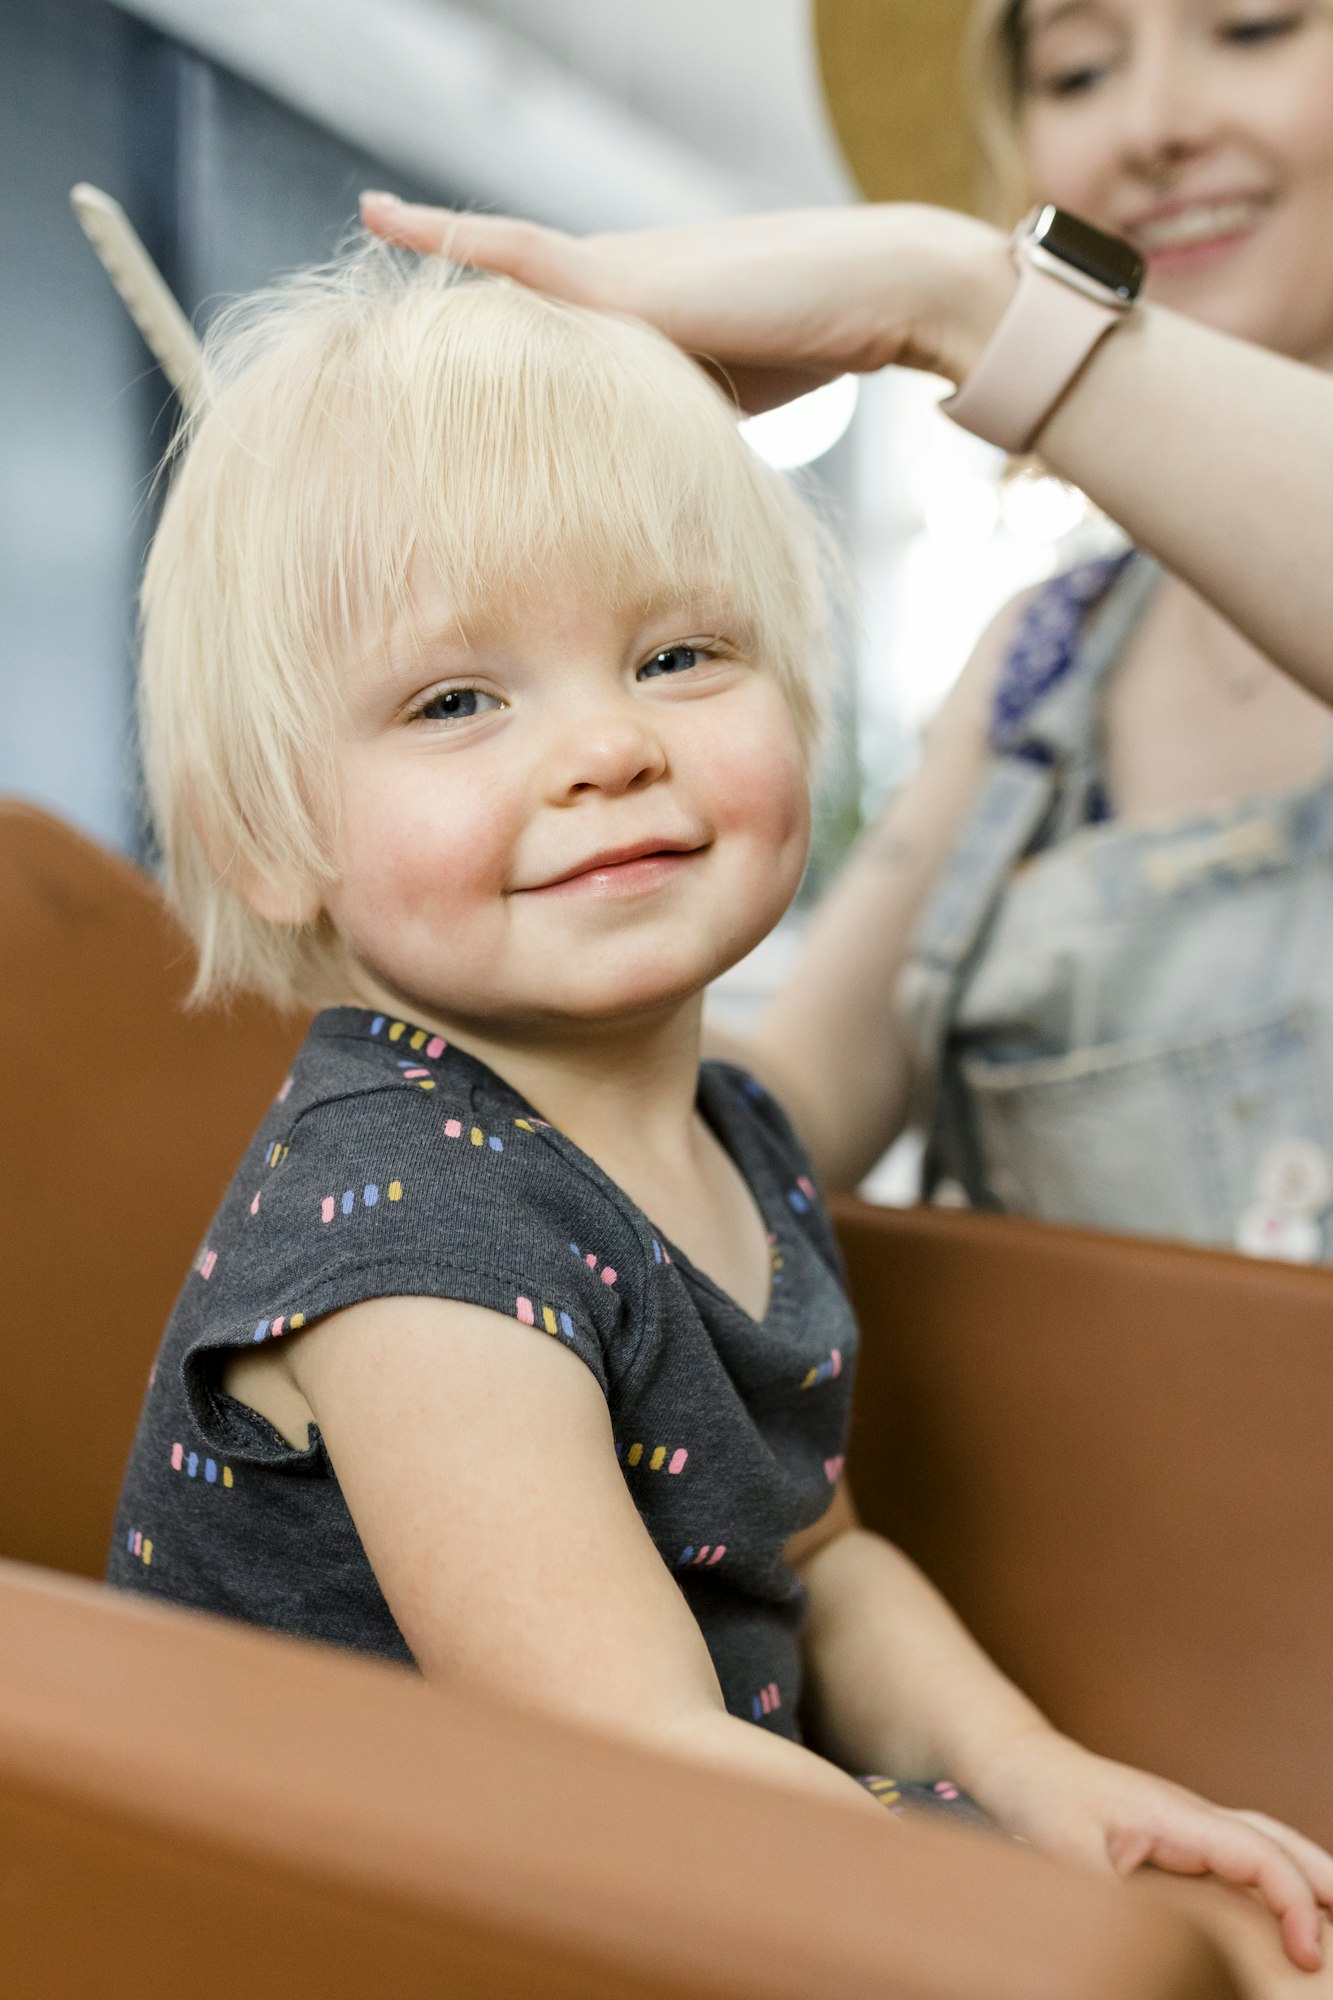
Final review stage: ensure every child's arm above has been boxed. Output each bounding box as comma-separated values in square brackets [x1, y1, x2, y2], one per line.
[796, 1504, 1333, 1973]
[282, 1293, 883, 1818]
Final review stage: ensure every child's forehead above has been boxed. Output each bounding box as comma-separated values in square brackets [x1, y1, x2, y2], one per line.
[367, 566, 749, 669]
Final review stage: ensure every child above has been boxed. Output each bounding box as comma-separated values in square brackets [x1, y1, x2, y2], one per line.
[110, 244, 1330, 1971]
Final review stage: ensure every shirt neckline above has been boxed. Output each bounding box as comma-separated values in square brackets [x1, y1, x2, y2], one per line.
[307, 1009, 793, 1332]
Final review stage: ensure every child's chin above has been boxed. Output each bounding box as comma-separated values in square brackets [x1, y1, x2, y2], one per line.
[518, 961, 715, 1028]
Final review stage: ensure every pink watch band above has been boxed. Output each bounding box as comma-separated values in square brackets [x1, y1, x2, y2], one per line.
[942, 258, 1125, 455]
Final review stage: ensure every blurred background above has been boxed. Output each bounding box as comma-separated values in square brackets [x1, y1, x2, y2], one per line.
[2, 0, 1124, 1189]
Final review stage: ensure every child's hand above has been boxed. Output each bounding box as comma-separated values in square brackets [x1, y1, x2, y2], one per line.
[972, 1727, 1333, 1973]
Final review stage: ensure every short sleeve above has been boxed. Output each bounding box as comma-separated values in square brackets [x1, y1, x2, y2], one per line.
[180, 1072, 638, 1457]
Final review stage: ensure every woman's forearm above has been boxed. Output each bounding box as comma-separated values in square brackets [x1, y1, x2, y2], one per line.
[798, 1527, 1049, 1801]
[923, 226, 1333, 703]
[1006, 302, 1333, 702]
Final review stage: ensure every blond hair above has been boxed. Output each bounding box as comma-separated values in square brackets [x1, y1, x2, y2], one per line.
[140, 243, 833, 1011]
[966, 0, 1030, 223]
[966, 0, 1333, 222]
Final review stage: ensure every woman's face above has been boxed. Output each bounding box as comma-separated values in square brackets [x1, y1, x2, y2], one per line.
[1017, 0, 1333, 364]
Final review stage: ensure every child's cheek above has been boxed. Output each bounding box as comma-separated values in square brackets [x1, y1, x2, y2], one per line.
[714, 709, 811, 858]
[334, 761, 511, 930]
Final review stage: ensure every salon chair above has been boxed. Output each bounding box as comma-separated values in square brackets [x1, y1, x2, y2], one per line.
[2, 797, 1324, 1996]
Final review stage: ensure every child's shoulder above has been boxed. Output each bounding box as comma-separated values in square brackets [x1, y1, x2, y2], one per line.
[181, 1008, 650, 1408]
[286, 1006, 541, 1143]
[271, 1008, 640, 1242]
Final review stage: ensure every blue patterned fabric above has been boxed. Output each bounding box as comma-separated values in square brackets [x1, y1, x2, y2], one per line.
[989, 552, 1136, 766]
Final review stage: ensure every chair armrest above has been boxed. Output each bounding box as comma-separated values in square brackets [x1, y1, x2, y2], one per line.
[0, 1560, 1235, 2000]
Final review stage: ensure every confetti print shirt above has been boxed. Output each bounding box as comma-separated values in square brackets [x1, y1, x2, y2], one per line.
[108, 1007, 858, 1739]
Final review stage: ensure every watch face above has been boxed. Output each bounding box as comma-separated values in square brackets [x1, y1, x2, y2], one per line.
[1028, 204, 1146, 303]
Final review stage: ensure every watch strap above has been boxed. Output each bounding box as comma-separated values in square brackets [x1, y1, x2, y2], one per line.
[942, 259, 1124, 455]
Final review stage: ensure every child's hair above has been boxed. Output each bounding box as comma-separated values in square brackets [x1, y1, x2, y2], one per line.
[139, 241, 835, 1012]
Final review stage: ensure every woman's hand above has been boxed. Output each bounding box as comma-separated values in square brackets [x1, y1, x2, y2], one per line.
[360, 192, 1014, 411]
[973, 1726, 1333, 1974]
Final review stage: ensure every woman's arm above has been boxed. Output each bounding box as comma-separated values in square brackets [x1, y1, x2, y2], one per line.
[283, 1292, 881, 1817]
[735, 593, 1027, 1187]
[1032, 303, 1333, 703]
[364, 193, 1333, 706]
[795, 1514, 1333, 1976]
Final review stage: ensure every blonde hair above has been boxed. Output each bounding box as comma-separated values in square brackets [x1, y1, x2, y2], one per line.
[140, 243, 833, 1011]
[967, 0, 1030, 223]
[966, 0, 1333, 223]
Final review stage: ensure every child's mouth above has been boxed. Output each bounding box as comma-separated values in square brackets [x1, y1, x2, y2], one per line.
[521, 840, 705, 898]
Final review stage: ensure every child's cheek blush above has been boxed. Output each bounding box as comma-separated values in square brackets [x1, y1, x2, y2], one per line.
[713, 717, 810, 851]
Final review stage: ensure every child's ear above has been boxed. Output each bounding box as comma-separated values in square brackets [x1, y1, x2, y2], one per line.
[192, 813, 323, 929]
[237, 867, 322, 930]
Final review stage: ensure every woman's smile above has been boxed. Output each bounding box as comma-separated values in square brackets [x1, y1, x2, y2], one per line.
[1122, 189, 1272, 274]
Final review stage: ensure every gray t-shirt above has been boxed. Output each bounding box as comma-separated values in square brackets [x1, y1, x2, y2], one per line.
[108, 1006, 858, 1738]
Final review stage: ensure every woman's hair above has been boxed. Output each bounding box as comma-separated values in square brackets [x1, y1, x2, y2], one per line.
[966, 0, 1333, 222]
[140, 242, 834, 1011]
[966, 1, 1031, 223]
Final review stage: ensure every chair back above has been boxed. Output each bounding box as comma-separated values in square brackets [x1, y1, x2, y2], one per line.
[0, 802, 304, 1577]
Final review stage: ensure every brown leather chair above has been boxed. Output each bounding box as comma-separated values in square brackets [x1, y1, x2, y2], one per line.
[2, 800, 1319, 1994]
[0, 1556, 1234, 2000]
[834, 1200, 1333, 1853]
[0, 799, 305, 1578]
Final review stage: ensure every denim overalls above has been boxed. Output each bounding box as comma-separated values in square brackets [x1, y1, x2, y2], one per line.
[900, 552, 1333, 1260]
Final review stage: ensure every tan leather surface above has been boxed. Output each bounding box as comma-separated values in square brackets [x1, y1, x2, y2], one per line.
[0, 1560, 1236, 2000]
[0, 801, 306, 1578]
[835, 1198, 1333, 1850]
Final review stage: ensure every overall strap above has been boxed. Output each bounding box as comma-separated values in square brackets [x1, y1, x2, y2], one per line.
[988, 551, 1140, 757]
[1012, 551, 1163, 839]
[898, 551, 1161, 1150]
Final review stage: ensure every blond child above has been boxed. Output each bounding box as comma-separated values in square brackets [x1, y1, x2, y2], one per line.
[110, 244, 1331, 1974]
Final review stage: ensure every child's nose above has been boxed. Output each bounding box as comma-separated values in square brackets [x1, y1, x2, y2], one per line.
[544, 706, 668, 799]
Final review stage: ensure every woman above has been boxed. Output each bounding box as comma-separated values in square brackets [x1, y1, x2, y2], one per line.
[363, 0, 1333, 1261]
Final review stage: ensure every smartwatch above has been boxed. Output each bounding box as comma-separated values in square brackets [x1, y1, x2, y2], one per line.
[943, 204, 1146, 454]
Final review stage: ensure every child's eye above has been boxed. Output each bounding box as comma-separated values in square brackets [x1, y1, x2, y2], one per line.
[413, 686, 502, 724]
[1221, 9, 1305, 45]
[638, 644, 712, 680]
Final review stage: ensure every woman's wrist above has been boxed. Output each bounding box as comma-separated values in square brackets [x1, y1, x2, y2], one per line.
[924, 218, 1021, 387]
[872, 205, 1018, 385]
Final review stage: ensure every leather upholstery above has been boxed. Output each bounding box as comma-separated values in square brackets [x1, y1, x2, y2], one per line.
[0, 799, 305, 1577]
[0, 1558, 1234, 1999]
[834, 1198, 1333, 1851]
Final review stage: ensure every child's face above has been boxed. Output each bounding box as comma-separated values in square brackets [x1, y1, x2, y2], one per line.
[320, 572, 811, 1038]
